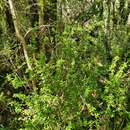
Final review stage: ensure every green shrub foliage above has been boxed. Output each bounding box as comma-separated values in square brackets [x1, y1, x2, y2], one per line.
[0, 0, 130, 130]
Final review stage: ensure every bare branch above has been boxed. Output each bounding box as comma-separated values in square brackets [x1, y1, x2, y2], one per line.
[8, 0, 32, 70]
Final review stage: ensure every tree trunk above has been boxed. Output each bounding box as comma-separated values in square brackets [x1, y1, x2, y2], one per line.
[8, 0, 32, 70]
[28, 0, 39, 27]
[5, 3, 15, 33]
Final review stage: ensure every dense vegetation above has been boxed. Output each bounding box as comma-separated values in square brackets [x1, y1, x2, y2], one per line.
[1, 0, 130, 129]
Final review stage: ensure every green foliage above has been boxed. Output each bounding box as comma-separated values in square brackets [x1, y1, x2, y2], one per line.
[0, 0, 130, 130]
[5, 23, 129, 129]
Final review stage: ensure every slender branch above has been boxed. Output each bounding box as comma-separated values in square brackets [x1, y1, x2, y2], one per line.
[39, 0, 46, 25]
[8, 0, 32, 70]
[103, 0, 112, 63]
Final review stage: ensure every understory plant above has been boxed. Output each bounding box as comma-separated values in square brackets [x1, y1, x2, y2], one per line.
[6, 23, 130, 129]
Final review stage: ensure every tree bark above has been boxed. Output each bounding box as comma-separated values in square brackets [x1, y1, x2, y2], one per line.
[5, 3, 15, 33]
[8, 0, 32, 70]
[103, 0, 112, 63]
[28, 0, 39, 27]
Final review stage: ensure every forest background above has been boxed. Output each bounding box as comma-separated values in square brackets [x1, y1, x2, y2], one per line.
[0, 0, 130, 130]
